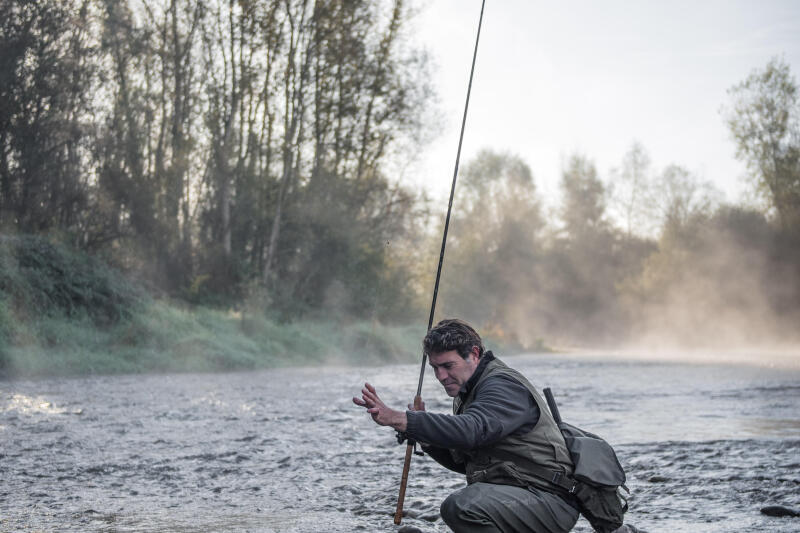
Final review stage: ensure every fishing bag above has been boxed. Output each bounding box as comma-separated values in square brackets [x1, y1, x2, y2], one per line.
[543, 388, 629, 533]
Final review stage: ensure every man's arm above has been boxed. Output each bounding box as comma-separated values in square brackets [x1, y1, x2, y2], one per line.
[405, 375, 539, 450]
[352, 384, 468, 473]
[405, 399, 467, 474]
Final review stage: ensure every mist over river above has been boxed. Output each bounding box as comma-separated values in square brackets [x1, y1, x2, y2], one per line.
[2, 353, 799, 532]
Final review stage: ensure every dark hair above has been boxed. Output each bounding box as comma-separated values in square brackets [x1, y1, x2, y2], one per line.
[423, 318, 484, 360]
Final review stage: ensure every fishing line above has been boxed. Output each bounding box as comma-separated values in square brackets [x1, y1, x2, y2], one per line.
[394, 0, 486, 524]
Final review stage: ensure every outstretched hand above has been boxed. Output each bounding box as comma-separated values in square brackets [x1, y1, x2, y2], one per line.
[353, 382, 407, 432]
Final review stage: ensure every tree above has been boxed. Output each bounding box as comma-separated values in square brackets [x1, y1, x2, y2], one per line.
[653, 164, 719, 238]
[726, 57, 800, 230]
[609, 141, 653, 237]
[186, 0, 433, 316]
[1, 0, 434, 322]
[0, 0, 96, 237]
[547, 154, 626, 343]
[96, 0, 203, 287]
[560, 154, 609, 242]
[439, 150, 545, 345]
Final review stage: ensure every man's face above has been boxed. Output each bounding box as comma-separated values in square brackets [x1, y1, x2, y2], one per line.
[428, 347, 480, 397]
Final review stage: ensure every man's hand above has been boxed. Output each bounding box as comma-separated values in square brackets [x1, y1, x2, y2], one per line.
[352, 382, 407, 432]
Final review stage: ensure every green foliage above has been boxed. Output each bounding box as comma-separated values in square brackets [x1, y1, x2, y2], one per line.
[0, 297, 12, 369]
[2, 0, 433, 322]
[0, 236, 426, 376]
[1, 304, 426, 377]
[0, 0, 95, 235]
[0, 235, 144, 325]
[232, 160, 427, 323]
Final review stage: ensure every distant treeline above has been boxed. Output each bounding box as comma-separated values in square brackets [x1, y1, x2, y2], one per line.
[1, 1, 799, 351]
[436, 57, 800, 348]
[438, 146, 800, 348]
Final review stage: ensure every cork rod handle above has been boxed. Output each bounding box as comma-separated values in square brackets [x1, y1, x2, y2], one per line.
[393, 395, 423, 524]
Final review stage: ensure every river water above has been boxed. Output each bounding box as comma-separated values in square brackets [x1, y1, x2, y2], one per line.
[2, 353, 799, 532]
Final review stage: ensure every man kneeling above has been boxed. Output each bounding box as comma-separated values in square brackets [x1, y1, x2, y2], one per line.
[353, 319, 579, 533]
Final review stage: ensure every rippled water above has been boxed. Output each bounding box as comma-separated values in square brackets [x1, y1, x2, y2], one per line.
[2, 354, 799, 532]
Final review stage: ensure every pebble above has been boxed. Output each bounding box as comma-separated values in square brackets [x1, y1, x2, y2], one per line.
[613, 525, 648, 533]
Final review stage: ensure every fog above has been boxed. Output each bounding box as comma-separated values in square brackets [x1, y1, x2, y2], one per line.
[431, 146, 800, 364]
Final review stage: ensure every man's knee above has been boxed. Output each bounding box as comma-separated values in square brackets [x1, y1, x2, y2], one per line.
[440, 484, 496, 532]
[439, 489, 462, 526]
[440, 485, 481, 528]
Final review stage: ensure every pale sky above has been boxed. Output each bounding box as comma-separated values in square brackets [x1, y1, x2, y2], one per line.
[405, 0, 800, 211]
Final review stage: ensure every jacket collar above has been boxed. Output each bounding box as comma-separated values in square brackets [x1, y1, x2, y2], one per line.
[458, 350, 495, 399]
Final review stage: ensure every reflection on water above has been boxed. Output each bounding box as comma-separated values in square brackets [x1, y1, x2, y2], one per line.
[4, 393, 80, 416]
[1, 354, 799, 532]
[736, 417, 800, 437]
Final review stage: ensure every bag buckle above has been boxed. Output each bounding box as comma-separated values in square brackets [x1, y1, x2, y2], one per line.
[468, 469, 487, 484]
[551, 472, 578, 494]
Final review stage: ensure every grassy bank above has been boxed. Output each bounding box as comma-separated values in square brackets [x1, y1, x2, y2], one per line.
[0, 235, 435, 377]
[0, 235, 526, 378]
[1, 303, 429, 377]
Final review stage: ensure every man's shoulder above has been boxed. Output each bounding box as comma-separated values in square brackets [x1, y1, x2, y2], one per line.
[471, 368, 539, 415]
[475, 370, 530, 394]
[480, 359, 539, 395]
[484, 357, 527, 382]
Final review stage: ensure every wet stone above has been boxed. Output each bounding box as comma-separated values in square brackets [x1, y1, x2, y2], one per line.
[613, 525, 649, 533]
[397, 526, 424, 533]
[761, 505, 800, 517]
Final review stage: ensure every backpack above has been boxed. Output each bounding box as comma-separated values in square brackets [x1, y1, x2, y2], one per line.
[542, 387, 629, 533]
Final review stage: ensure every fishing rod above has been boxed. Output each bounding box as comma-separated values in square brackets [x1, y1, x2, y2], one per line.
[393, 0, 486, 525]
